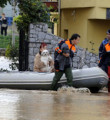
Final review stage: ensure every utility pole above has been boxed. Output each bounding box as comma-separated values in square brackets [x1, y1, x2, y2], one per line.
[58, 0, 61, 36]
[11, 0, 16, 46]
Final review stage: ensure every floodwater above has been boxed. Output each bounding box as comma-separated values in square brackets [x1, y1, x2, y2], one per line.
[0, 89, 110, 120]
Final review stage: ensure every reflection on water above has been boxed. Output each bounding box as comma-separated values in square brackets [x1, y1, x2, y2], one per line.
[0, 89, 110, 120]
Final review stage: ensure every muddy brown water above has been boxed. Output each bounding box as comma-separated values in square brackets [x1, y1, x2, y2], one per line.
[0, 89, 110, 120]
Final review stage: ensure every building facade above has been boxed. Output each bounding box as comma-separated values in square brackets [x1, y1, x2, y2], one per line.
[60, 0, 110, 54]
[43, 0, 59, 35]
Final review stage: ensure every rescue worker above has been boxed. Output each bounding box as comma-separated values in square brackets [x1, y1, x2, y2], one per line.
[98, 33, 110, 92]
[99, 29, 110, 59]
[51, 34, 80, 90]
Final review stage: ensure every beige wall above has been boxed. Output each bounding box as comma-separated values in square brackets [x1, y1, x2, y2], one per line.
[50, 12, 59, 36]
[61, 0, 110, 8]
[60, 0, 110, 54]
[61, 8, 93, 49]
[61, 0, 96, 8]
[87, 20, 110, 54]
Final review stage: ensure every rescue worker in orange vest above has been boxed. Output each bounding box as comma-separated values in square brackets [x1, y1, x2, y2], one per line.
[51, 34, 80, 90]
[99, 29, 110, 59]
[98, 33, 110, 92]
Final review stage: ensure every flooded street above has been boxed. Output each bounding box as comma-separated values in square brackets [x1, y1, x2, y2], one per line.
[0, 89, 110, 120]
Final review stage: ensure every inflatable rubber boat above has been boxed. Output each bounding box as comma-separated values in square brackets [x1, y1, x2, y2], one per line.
[0, 67, 108, 93]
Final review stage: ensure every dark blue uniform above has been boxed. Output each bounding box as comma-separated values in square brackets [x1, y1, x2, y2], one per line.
[99, 38, 108, 59]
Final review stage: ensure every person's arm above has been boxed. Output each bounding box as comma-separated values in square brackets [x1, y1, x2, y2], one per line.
[55, 40, 64, 54]
[70, 49, 74, 58]
[4, 18, 8, 26]
[99, 42, 104, 59]
[55, 40, 69, 57]
[0, 18, 2, 23]
[62, 53, 69, 57]
[98, 47, 106, 67]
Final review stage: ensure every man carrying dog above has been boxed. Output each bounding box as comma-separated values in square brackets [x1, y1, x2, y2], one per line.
[51, 33, 80, 90]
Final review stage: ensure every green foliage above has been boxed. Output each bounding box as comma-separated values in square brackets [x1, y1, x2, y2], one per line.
[14, 15, 30, 32]
[0, 0, 18, 7]
[18, 0, 50, 21]
[0, 35, 11, 48]
[0, 35, 19, 48]
[14, 0, 50, 32]
[0, 0, 9, 7]
[5, 44, 19, 60]
[5, 44, 19, 70]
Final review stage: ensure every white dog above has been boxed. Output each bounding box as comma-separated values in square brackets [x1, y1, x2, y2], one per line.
[41, 49, 53, 72]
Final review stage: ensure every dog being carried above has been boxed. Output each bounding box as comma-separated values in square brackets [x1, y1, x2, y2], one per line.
[41, 49, 54, 72]
[34, 49, 54, 72]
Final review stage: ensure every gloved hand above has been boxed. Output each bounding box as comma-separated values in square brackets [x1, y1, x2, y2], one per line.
[70, 50, 74, 58]
[98, 63, 102, 67]
[63, 53, 70, 57]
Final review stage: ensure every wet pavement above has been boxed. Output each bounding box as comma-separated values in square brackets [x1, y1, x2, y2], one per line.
[0, 89, 110, 120]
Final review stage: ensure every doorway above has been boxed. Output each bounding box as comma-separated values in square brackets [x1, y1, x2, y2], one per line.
[64, 29, 68, 39]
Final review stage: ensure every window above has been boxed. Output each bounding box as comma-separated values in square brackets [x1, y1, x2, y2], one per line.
[106, 8, 110, 19]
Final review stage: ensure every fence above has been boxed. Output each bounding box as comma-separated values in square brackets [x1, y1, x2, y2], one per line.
[0, 35, 19, 48]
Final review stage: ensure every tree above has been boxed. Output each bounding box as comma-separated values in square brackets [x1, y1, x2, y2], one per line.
[14, 0, 50, 32]
[0, 0, 9, 7]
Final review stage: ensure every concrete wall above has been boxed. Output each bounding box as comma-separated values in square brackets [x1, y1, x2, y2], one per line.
[60, 0, 110, 54]
[28, 23, 99, 71]
[28, 23, 62, 70]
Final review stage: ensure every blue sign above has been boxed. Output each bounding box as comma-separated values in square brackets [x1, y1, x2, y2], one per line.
[0, 16, 13, 26]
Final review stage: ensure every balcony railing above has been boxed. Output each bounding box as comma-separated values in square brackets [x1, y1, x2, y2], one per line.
[41, 0, 58, 2]
[41, 0, 58, 12]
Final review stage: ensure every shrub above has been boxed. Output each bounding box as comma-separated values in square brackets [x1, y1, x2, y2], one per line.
[5, 44, 19, 60]
[5, 44, 19, 70]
